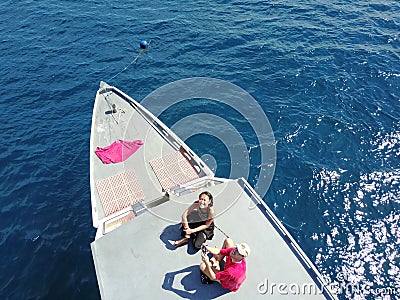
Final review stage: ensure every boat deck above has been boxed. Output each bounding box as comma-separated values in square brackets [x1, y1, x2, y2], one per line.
[91, 180, 328, 299]
[89, 83, 336, 299]
[90, 84, 212, 225]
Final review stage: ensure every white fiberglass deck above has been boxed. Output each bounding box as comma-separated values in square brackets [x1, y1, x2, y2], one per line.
[91, 180, 330, 299]
[89, 83, 336, 299]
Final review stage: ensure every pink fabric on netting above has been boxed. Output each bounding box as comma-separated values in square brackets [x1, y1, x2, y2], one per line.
[95, 140, 143, 164]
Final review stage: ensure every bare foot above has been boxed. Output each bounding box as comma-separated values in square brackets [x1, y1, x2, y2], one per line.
[173, 237, 189, 247]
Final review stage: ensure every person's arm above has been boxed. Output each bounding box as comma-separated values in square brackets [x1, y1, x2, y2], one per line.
[186, 219, 211, 234]
[181, 202, 197, 229]
[201, 253, 217, 281]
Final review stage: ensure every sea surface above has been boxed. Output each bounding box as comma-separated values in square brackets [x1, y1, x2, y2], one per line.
[1, 1, 399, 299]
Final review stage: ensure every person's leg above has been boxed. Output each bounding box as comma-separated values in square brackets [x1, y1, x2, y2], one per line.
[199, 262, 220, 281]
[222, 237, 234, 249]
[209, 256, 221, 271]
[174, 223, 190, 247]
[214, 237, 234, 262]
[174, 222, 192, 247]
[193, 232, 206, 250]
[173, 237, 188, 247]
[179, 223, 191, 239]
[200, 238, 232, 281]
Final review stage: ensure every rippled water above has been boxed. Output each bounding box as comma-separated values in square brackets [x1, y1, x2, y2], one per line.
[1, 1, 399, 299]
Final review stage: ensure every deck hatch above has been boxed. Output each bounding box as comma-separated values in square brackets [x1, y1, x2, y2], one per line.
[95, 170, 145, 216]
[149, 150, 200, 192]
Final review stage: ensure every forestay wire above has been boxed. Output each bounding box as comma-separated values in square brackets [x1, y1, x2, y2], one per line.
[215, 224, 230, 238]
[108, 40, 151, 82]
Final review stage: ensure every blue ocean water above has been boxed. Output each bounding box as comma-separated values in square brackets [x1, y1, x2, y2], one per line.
[1, 1, 399, 299]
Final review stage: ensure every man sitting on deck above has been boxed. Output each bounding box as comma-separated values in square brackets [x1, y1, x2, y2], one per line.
[199, 238, 250, 292]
